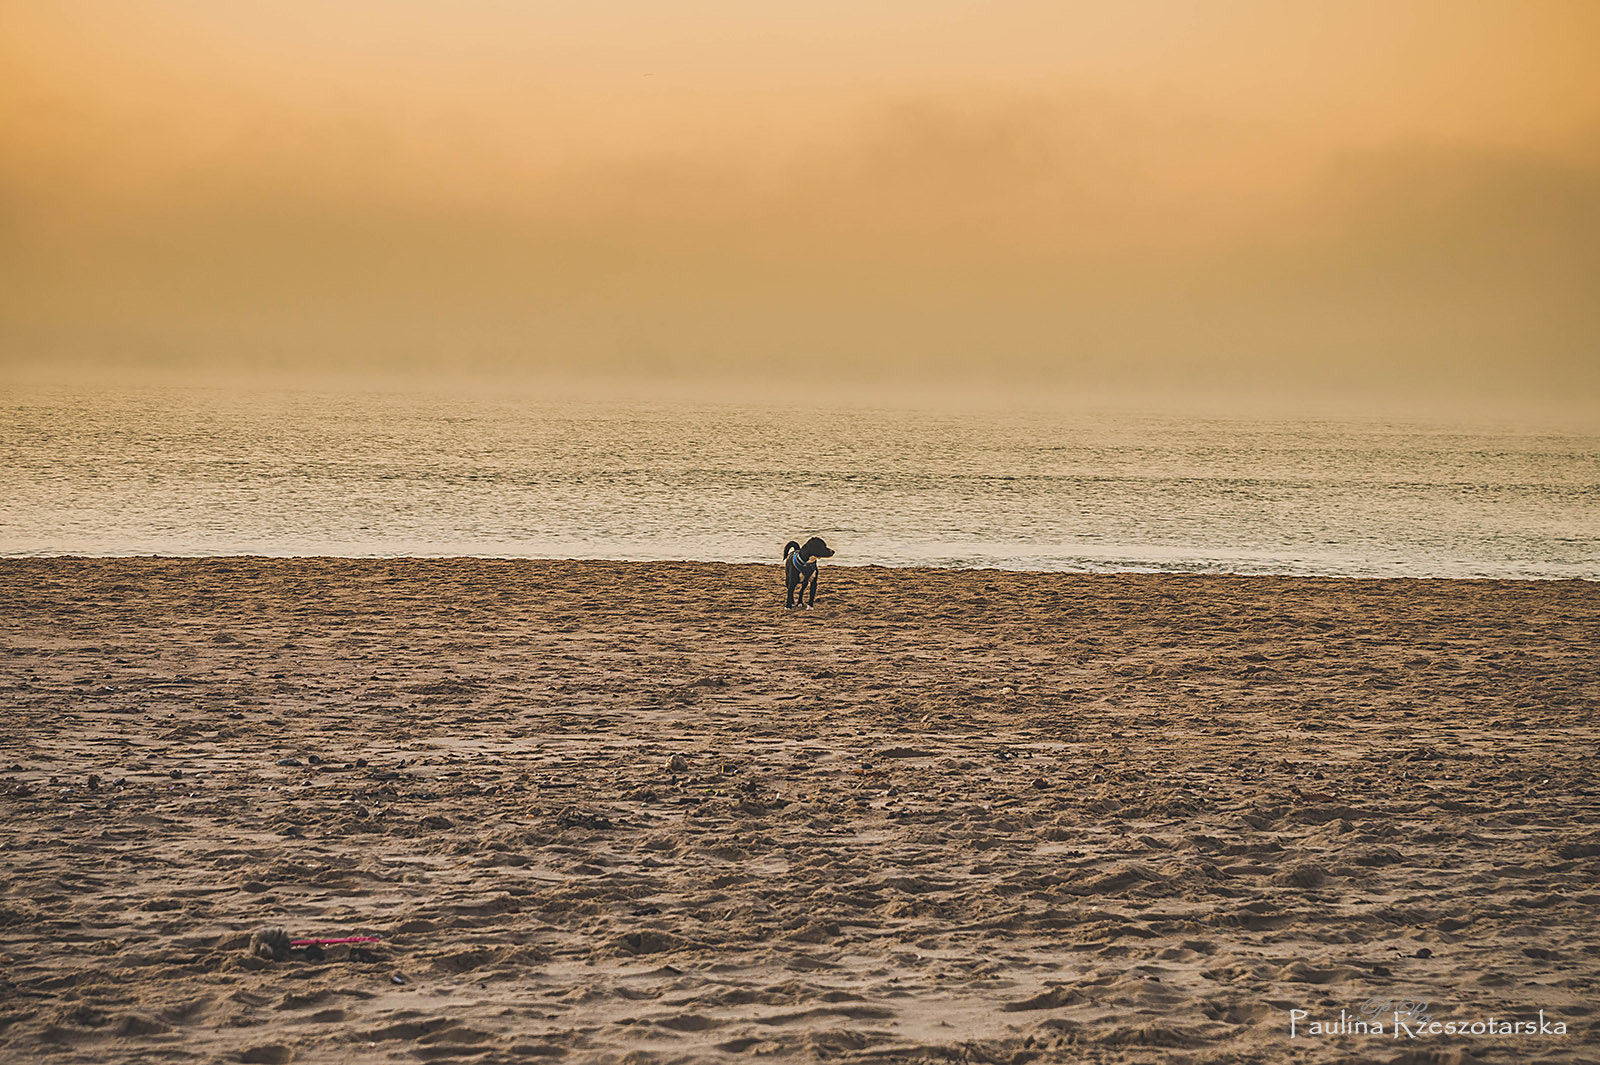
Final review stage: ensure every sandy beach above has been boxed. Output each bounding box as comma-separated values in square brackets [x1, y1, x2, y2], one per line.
[1, 558, 1596, 1064]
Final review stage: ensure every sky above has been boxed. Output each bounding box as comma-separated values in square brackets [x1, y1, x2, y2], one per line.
[2, 1, 1598, 415]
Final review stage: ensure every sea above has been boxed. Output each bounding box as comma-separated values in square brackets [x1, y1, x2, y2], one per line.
[3, 385, 1595, 579]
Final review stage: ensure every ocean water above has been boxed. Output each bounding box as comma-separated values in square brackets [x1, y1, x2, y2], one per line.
[2, 385, 1595, 578]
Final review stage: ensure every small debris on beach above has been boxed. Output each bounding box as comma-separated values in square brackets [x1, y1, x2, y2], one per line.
[556, 807, 614, 830]
[250, 926, 291, 961]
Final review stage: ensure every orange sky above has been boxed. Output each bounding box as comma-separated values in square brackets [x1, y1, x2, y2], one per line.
[3, 1, 1598, 412]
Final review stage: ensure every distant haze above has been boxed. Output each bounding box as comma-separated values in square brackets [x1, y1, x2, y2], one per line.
[3, 2, 1598, 418]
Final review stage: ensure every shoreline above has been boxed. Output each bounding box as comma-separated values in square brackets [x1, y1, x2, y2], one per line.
[2, 558, 1596, 1062]
[3, 554, 1593, 583]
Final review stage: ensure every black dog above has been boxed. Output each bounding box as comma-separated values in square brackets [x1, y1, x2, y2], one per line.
[784, 537, 835, 609]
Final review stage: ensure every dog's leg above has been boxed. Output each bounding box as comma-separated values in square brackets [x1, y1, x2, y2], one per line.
[808, 568, 820, 607]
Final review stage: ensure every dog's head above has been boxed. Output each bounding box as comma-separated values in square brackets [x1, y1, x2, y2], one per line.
[802, 536, 835, 559]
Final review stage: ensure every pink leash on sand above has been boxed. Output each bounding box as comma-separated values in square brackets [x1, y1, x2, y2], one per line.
[289, 935, 383, 947]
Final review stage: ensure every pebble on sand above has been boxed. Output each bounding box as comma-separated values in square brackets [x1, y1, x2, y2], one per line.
[249, 926, 292, 961]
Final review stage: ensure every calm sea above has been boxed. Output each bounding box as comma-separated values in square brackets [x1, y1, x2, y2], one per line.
[3, 385, 1595, 579]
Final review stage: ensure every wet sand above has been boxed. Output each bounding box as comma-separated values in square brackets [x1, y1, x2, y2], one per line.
[1, 558, 1596, 1064]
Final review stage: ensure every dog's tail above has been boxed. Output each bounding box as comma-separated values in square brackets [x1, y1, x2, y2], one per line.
[783, 540, 800, 558]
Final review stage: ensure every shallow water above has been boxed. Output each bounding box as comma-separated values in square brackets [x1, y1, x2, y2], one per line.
[3, 385, 1595, 578]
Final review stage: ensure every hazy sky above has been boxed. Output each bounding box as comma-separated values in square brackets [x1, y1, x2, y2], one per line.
[3, 2, 1598, 412]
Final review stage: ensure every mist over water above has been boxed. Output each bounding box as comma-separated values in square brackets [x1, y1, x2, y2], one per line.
[3, 385, 1595, 579]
